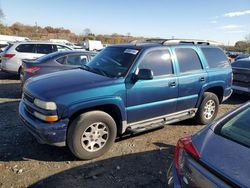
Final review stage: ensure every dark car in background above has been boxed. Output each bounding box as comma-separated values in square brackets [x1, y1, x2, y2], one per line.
[234, 53, 250, 61]
[167, 101, 250, 188]
[231, 58, 250, 94]
[21, 50, 97, 84]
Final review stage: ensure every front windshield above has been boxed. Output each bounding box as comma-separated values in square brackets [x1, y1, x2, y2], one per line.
[86, 47, 139, 78]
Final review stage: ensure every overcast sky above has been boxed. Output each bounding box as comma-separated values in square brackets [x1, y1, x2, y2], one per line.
[1, 0, 250, 45]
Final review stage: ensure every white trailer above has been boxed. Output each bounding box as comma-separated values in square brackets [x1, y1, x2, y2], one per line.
[0, 35, 30, 42]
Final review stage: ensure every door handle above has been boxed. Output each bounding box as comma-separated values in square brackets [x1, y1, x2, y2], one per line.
[169, 81, 176, 87]
[199, 77, 205, 82]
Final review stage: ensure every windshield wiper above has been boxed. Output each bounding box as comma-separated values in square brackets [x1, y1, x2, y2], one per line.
[79, 65, 112, 77]
[91, 67, 112, 77]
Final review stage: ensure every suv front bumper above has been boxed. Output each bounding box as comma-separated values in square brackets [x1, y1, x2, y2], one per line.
[19, 101, 69, 147]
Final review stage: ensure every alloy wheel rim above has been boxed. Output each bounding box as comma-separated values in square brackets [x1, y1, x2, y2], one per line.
[203, 100, 216, 120]
[81, 122, 109, 152]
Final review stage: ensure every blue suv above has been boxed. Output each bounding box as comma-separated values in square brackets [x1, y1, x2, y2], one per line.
[19, 39, 232, 159]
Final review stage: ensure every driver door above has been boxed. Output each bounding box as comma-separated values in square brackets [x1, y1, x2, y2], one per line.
[126, 49, 178, 123]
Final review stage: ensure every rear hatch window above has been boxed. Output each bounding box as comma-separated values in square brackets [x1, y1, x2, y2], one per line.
[3, 43, 13, 53]
[218, 107, 250, 148]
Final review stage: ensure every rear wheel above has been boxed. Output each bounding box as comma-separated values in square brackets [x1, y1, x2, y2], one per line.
[195, 92, 219, 125]
[67, 111, 117, 160]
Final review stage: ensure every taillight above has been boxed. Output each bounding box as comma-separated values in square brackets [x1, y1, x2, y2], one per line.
[3, 54, 15, 59]
[174, 136, 200, 172]
[24, 66, 40, 75]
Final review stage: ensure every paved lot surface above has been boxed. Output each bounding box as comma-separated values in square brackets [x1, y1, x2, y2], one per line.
[0, 71, 249, 188]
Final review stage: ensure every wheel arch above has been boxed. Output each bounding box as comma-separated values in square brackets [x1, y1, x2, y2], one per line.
[197, 84, 224, 108]
[67, 103, 125, 136]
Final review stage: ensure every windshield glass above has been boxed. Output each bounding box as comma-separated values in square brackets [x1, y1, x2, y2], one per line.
[219, 107, 250, 148]
[86, 46, 139, 78]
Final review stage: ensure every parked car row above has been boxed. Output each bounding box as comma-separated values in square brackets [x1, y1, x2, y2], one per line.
[0, 41, 73, 75]
[1, 38, 249, 187]
[20, 50, 97, 84]
[226, 51, 250, 63]
[231, 58, 250, 95]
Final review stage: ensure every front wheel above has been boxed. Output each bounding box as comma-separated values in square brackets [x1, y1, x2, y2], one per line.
[67, 111, 117, 160]
[195, 92, 219, 125]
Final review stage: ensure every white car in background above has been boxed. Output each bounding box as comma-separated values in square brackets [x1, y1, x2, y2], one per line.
[1, 41, 73, 75]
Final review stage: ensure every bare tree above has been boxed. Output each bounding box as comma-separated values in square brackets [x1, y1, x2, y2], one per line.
[245, 34, 250, 42]
[0, 8, 5, 22]
[0, 8, 5, 20]
[83, 28, 91, 36]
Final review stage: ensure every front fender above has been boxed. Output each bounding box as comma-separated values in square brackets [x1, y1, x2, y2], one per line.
[63, 96, 127, 123]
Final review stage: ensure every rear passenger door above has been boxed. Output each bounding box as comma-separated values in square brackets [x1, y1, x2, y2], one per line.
[174, 47, 207, 111]
[126, 48, 178, 123]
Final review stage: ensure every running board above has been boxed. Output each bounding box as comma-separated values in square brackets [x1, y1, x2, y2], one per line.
[127, 122, 164, 134]
[126, 108, 196, 134]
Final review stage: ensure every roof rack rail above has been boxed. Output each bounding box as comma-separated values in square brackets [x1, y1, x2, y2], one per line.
[162, 39, 220, 46]
[130, 38, 167, 45]
[130, 38, 220, 46]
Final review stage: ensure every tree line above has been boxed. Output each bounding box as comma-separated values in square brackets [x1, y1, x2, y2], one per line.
[0, 22, 142, 44]
[0, 22, 249, 52]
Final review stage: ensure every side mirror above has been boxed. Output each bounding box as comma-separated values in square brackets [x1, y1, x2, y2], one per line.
[137, 69, 153, 80]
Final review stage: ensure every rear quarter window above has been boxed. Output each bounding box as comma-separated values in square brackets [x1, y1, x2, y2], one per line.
[16, 44, 35, 53]
[201, 47, 229, 68]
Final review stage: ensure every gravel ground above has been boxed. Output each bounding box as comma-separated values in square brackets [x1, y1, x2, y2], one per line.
[0, 71, 249, 188]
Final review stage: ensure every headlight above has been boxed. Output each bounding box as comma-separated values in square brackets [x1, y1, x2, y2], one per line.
[34, 98, 57, 110]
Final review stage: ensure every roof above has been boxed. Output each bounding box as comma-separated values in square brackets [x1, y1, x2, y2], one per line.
[108, 38, 221, 50]
[47, 50, 97, 57]
[12, 40, 71, 45]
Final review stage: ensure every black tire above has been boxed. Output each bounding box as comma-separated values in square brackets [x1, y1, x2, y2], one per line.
[195, 92, 219, 125]
[67, 111, 117, 160]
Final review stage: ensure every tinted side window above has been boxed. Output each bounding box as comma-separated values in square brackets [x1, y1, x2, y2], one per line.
[56, 56, 66, 64]
[175, 48, 202, 73]
[36, 44, 54, 54]
[56, 45, 71, 52]
[66, 55, 88, 65]
[139, 50, 173, 76]
[16, 44, 35, 53]
[201, 47, 228, 68]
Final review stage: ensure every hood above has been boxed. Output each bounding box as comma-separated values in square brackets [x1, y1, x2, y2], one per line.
[193, 128, 250, 187]
[24, 69, 121, 102]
